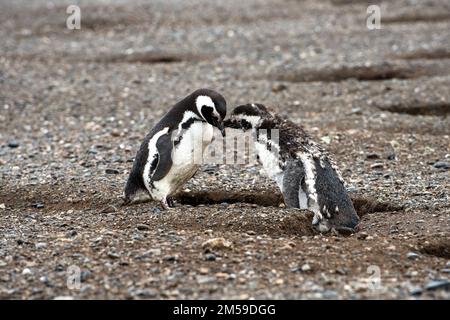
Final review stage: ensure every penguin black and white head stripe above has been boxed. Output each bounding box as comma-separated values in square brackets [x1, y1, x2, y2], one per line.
[193, 89, 227, 136]
[124, 88, 227, 209]
[226, 103, 270, 131]
[225, 103, 359, 233]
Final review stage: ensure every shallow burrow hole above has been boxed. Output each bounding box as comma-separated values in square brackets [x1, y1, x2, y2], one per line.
[174, 190, 402, 218]
[419, 237, 450, 259]
[2, 184, 402, 219]
[382, 13, 450, 24]
[377, 102, 450, 116]
[392, 48, 450, 61]
[270, 64, 434, 83]
[93, 51, 209, 64]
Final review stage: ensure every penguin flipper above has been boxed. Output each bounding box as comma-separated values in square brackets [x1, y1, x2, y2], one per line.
[150, 132, 174, 182]
[282, 160, 306, 208]
[314, 159, 359, 230]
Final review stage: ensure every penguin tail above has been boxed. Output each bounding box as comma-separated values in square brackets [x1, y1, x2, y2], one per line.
[122, 195, 132, 206]
[123, 180, 152, 205]
[123, 172, 151, 205]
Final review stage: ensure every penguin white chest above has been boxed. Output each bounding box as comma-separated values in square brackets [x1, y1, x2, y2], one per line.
[152, 122, 214, 199]
[255, 140, 284, 191]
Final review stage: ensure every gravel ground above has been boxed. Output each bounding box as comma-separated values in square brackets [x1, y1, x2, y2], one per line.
[0, 0, 449, 299]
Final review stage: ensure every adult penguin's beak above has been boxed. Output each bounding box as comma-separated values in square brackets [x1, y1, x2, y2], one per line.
[218, 122, 226, 137]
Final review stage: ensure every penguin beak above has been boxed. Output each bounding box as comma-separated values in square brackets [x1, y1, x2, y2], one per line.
[218, 122, 226, 137]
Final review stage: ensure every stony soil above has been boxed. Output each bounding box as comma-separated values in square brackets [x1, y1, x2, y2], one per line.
[0, 0, 449, 299]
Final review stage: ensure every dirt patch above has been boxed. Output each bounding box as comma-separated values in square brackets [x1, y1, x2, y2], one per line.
[175, 190, 283, 207]
[157, 205, 316, 237]
[351, 196, 403, 217]
[3, 51, 208, 65]
[0, 184, 116, 212]
[77, 15, 144, 31]
[393, 49, 450, 60]
[270, 63, 445, 83]
[1, 184, 401, 219]
[175, 190, 402, 218]
[93, 51, 209, 64]
[28, 15, 143, 36]
[376, 102, 450, 116]
[419, 236, 450, 259]
[12, 4, 149, 37]
[328, 0, 374, 5]
[383, 13, 450, 24]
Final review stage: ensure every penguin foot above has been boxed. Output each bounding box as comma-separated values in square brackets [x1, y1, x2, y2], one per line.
[167, 197, 175, 207]
[160, 196, 175, 210]
[311, 211, 333, 233]
[311, 211, 323, 226]
[160, 198, 170, 210]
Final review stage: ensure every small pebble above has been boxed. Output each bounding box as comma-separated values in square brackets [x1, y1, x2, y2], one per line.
[35, 242, 48, 249]
[7, 141, 19, 148]
[370, 163, 383, 169]
[202, 237, 233, 251]
[205, 253, 216, 261]
[136, 224, 150, 231]
[433, 161, 449, 169]
[66, 230, 77, 237]
[33, 203, 44, 209]
[301, 264, 312, 272]
[366, 153, 380, 159]
[55, 265, 64, 272]
[163, 255, 177, 262]
[348, 107, 362, 115]
[105, 168, 120, 174]
[387, 153, 396, 160]
[150, 207, 161, 214]
[22, 268, 32, 275]
[134, 289, 158, 298]
[357, 232, 368, 240]
[322, 290, 338, 299]
[39, 276, 50, 285]
[406, 252, 420, 260]
[196, 275, 216, 285]
[107, 252, 120, 259]
[425, 279, 450, 291]
[100, 205, 117, 213]
[80, 271, 91, 282]
[410, 288, 423, 296]
[271, 83, 287, 92]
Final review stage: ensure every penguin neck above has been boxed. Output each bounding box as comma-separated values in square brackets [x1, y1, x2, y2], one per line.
[178, 110, 204, 130]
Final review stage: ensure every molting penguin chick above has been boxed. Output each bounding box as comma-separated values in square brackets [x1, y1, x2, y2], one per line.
[124, 88, 227, 209]
[224, 103, 359, 233]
